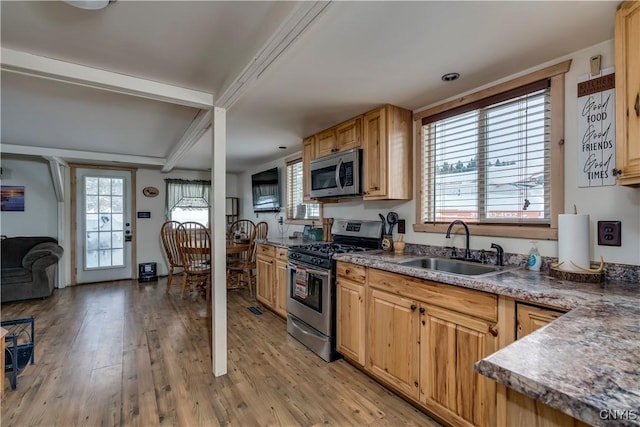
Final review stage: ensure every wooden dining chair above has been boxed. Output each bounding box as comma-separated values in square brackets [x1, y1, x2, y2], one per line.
[227, 219, 256, 241]
[160, 220, 183, 292]
[176, 221, 211, 299]
[226, 226, 260, 295]
[254, 221, 268, 242]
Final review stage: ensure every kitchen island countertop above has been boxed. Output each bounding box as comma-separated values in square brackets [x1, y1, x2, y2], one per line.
[333, 250, 640, 427]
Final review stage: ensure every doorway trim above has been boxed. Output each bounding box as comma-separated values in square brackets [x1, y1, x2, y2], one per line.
[70, 164, 137, 286]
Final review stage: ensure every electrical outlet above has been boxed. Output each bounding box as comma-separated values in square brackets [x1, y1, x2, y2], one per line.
[397, 219, 406, 234]
[597, 220, 621, 246]
[278, 216, 283, 225]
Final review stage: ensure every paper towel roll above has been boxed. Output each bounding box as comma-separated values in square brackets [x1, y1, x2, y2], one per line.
[558, 214, 590, 272]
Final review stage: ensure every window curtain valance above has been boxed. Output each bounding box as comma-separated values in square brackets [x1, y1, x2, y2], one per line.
[165, 179, 211, 218]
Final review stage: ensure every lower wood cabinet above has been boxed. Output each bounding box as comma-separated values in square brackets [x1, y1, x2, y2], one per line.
[256, 244, 288, 319]
[421, 305, 497, 427]
[336, 277, 366, 366]
[499, 303, 588, 427]
[367, 288, 421, 399]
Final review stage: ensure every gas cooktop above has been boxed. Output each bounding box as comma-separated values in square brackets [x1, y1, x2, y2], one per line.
[290, 243, 370, 257]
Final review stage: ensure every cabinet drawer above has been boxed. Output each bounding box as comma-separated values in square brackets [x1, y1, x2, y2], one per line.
[276, 247, 288, 261]
[256, 244, 275, 258]
[336, 262, 366, 284]
[369, 268, 497, 322]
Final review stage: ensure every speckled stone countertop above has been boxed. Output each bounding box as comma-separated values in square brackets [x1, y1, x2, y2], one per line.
[260, 236, 309, 248]
[333, 250, 640, 427]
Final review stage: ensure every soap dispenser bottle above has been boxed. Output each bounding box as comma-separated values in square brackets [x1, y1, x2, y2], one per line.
[527, 241, 542, 271]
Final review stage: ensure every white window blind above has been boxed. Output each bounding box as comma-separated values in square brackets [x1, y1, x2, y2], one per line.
[422, 80, 551, 224]
[286, 159, 320, 221]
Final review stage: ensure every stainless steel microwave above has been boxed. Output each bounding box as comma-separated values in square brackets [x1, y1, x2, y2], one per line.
[309, 148, 362, 198]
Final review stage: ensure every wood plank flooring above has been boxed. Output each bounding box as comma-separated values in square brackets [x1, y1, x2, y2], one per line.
[1, 278, 440, 427]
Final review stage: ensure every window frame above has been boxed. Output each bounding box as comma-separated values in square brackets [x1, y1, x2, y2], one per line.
[285, 154, 322, 225]
[413, 60, 571, 240]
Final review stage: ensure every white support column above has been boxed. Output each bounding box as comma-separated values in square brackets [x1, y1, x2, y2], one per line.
[211, 107, 227, 376]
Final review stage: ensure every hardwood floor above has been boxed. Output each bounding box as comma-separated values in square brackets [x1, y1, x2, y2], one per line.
[1, 278, 440, 427]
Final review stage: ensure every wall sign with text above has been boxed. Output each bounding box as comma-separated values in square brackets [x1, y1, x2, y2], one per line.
[577, 68, 616, 187]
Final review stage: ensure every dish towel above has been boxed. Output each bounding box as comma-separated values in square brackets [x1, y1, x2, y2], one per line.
[294, 266, 309, 298]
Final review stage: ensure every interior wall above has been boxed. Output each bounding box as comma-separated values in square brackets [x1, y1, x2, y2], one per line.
[239, 158, 307, 241]
[137, 168, 238, 276]
[0, 155, 58, 238]
[239, 39, 640, 266]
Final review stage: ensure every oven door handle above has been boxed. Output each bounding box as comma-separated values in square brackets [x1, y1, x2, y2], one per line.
[335, 158, 345, 192]
[288, 262, 330, 277]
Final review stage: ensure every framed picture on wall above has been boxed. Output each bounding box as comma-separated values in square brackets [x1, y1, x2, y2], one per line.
[1, 185, 25, 211]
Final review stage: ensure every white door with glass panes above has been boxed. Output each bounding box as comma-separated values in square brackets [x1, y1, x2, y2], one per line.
[75, 168, 132, 283]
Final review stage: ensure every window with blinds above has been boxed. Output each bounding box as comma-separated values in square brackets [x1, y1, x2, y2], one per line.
[421, 80, 551, 224]
[286, 159, 320, 221]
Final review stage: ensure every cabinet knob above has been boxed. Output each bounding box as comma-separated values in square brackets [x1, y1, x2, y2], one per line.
[419, 307, 425, 314]
[410, 304, 417, 311]
[488, 325, 498, 337]
[612, 168, 623, 177]
[635, 93, 640, 117]
[345, 269, 351, 275]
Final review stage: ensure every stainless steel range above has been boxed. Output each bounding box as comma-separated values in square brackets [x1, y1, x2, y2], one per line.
[287, 219, 383, 362]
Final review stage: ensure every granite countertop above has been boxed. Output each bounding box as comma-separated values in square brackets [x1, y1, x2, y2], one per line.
[261, 236, 309, 248]
[333, 250, 640, 427]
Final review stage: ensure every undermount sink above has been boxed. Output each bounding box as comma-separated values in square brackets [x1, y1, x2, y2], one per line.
[398, 257, 512, 276]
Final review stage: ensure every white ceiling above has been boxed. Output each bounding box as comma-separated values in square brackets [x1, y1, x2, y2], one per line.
[1, 1, 618, 173]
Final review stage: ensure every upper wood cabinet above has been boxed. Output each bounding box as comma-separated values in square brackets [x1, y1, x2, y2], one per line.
[302, 135, 317, 202]
[316, 117, 362, 158]
[363, 105, 413, 200]
[615, 1, 640, 186]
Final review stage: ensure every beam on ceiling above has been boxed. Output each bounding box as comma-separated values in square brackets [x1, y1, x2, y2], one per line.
[215, 1, 332, 109]
[161, 109, 212, 173]
[1, 48, 214, 109]
[2, 144, 165, 167]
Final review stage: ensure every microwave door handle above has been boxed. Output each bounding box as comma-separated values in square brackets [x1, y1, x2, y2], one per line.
[335, 159, 345, 192]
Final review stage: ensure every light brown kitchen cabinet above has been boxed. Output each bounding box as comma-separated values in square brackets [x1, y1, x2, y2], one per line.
[363, 105, 413, 200]
[336, 262, 366, 366]
[367, 288, 421, 400]
[316, 117, 362, 158]
[615, 1, 640, 186]
[302, 136, 317, 202]
[421, 305, 497, 427]
[256, 244, 275, 306]
[500, 303, 588, 427]
[256, 244, 288, 319]
[315, 128, 338, 158]
[274, 250, 289, 318]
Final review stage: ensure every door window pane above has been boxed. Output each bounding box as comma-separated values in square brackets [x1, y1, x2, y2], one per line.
[84, 176, 125, 269]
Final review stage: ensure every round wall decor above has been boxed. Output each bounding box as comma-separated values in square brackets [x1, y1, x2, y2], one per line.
[142, 186, 159, 198]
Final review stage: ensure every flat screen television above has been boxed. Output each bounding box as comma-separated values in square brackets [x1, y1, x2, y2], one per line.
[251, 167, 281, 212]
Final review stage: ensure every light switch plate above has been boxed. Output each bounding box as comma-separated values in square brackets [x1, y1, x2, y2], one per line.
[597, 220, 621, 246]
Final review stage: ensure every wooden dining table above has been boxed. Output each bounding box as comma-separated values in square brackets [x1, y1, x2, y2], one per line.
[226, 239, 250, 254]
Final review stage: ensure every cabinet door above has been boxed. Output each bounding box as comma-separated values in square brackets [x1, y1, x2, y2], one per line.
[367, 288, 420, 399]
[336, 278, 365, 366]
[505, 304, 587, 427]
[516, 303, 563, 339]
[615, 1, 640, 186]
[316, 128, 338, 157]
[302, 136, 317, 202]
[363, 107, 387, 198]
[421, 305, 497, 427]
[335, 117, 362, 152]
[256, 255, 274, 306]
[274, 259, 288, 318]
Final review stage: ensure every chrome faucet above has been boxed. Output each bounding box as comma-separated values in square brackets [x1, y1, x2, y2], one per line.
[445, 220, 471, 259]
